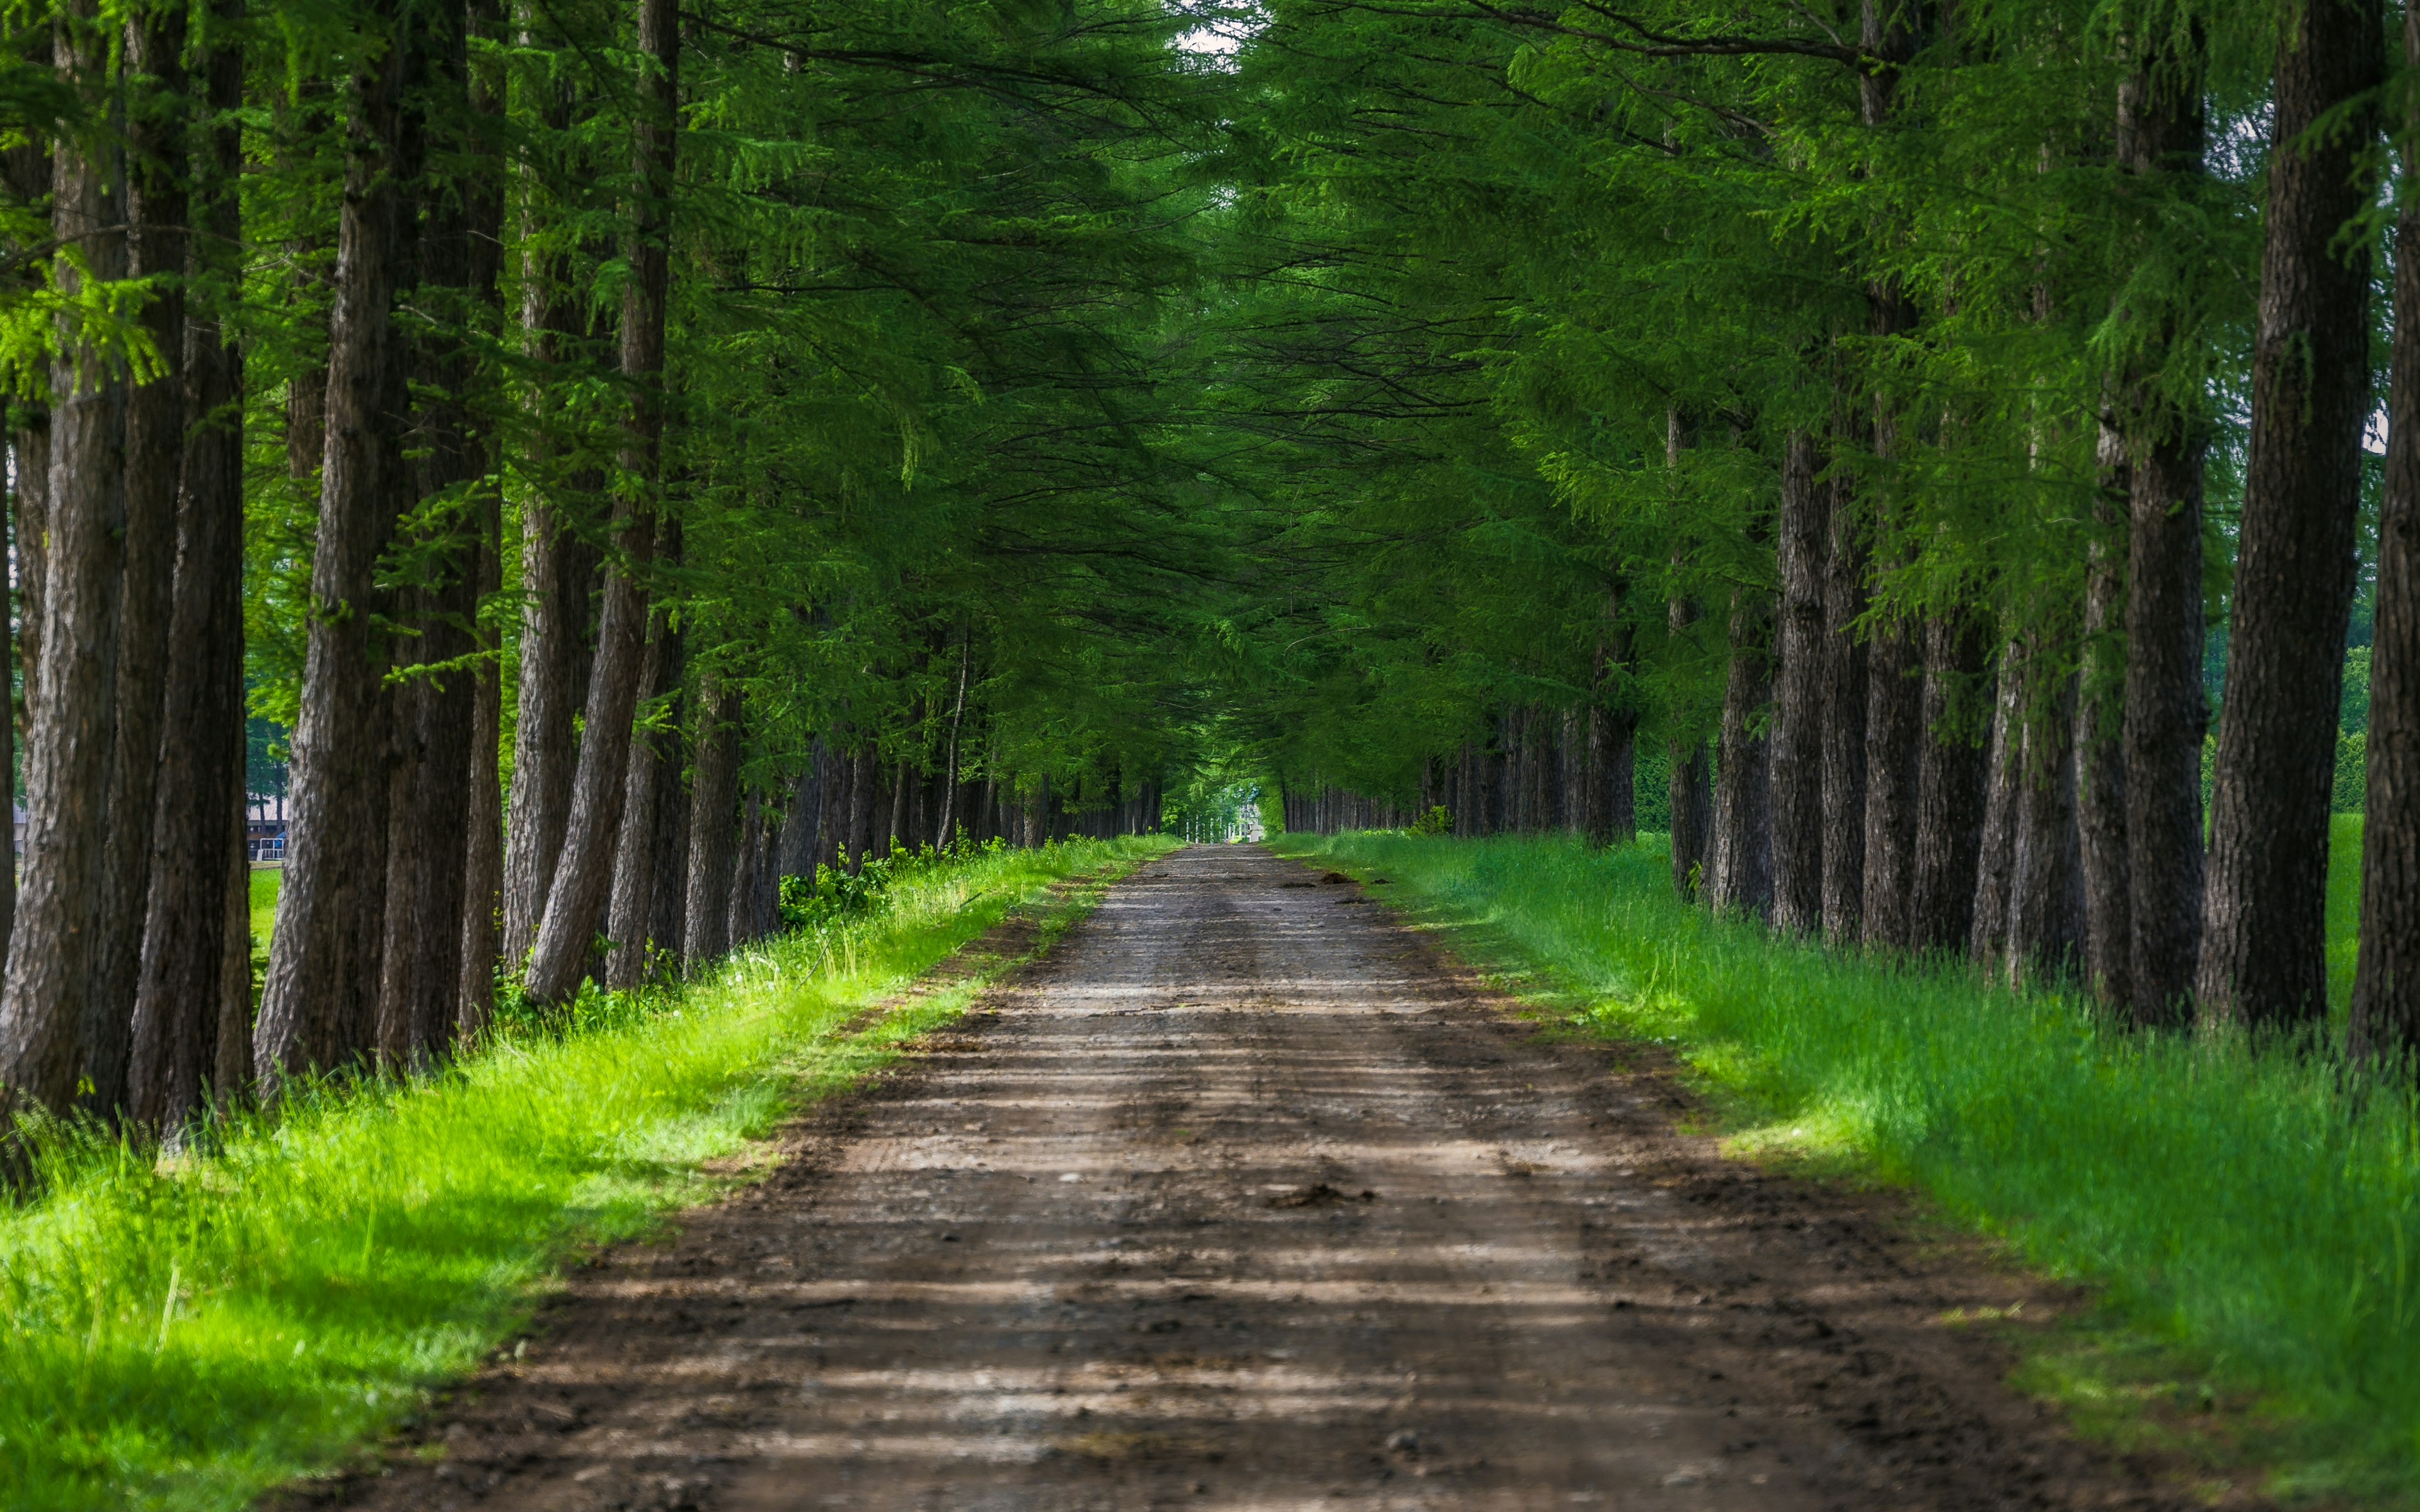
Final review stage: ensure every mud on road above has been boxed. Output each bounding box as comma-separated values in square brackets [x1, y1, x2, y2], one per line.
[306, 845, 2218, 1511]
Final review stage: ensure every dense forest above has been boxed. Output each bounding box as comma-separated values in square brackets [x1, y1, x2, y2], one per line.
[0, 0, 2412, 1143]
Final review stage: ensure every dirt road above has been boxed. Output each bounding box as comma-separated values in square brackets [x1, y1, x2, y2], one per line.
[316, 845, 2205, 1511]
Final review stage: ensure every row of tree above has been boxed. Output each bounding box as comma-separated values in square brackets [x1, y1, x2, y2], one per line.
[1216, 0, 2412, 1055]
[0, 0, 1218, 1147]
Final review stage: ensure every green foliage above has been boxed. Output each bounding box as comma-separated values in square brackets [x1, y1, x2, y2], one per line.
[0, 836, 1165, 1511]
[1277, 826, 2411, 1499]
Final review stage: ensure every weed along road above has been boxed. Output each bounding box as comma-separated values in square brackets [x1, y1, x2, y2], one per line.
[317, 847, 2202, 1512]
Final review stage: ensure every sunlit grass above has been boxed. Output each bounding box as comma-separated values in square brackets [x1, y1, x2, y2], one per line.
[1276, 822, 2418, 1500]
[0, 835, 1168, 1511]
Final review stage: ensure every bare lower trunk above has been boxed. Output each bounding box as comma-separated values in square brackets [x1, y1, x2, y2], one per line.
[1668, 737, 1710, 902]
[780, 739, 827, 878]
[376, 4, 478, 1072]
[2077, 457, 2132, 1007]
[1910, 610, 1991, 954]
[648, 750, 689, 967]
[1861, 621, 1923, 951]
[255, 3, 417, 1084]
[500, 488, 580, 966]
[2351, 7, 2420, 1065]
[455, 0, 507, 1046]
[846, 745, 877, 868]
[519, 0, 676, 1005]
[1706, 585, 1773, 919]
[212, 810, 252, 1101]
[1770, 432, 1826, 932]
[727, 791, 763, 948]
[1970, 649, 2022, 963]
[0, 7, 130, 1125]
[87, 4, 190, 1118]
[127, 15, 246, 1131]
[2198, 0, 2382, 1029]
[1821, 462, 1870, 945]
[2009, 652, 2086, 989]
[2117, 21, 2211, 1030]
[605, 578, 683, 989]
[683, 679, 741, 967]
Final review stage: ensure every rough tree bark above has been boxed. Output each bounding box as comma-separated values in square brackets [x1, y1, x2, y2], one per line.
[2111, 29, 2211, 1028]
[2198, 0, 2382, 1029]
[1668, 615, 1711, 901]
[1909, 609, 1992, 954]
[521, 0, 677, 1004]
[376, 0, 480, 1072]
[1969, 648, 2021, 962]
[255, 2, 418, 1084]
[85, 2, 189, 1118]
[1821, 451, 1870, 946]
[727, 790, 762, 948]
[683, 678, 741, 967]
[1853, 0, 1924, 955]
[2008, 648, 2087, 989]
[497, 45, 602, 972]
[126, 6, 248, 1131]
[0, 3, 132, 1126]
[2349, 1, 2420, 1066]
[1705, 581, 1774, 919]
[2077, 441, 2132, 1006]
[454, 0, 507, 1045]
[647, 743, 690, 966]
[604, 529, 683, 990]
[1770, 432, 1826, 931]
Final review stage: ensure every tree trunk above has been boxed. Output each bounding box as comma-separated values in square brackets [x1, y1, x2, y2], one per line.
[499, 460, 581, 966]
[455, 0, 507, 1046]
[2077, 447, 2132, 1006]
[648, 747, 689, 966]
[605, 570, 683, 990]
[498, 33, 593, 972]
[1910, 610, 1992, 954]
[85, 3, 190, 1118]
[255, 0, 417, 1084]
[212, 808, 251, 1104]
[1, 3, 134, 1125]
[4, 50, 50, 766]
[727, 789, 762, 949]
[11, 413, 45, 762]
[1971, 648, 2022, 963]
[846, 745, 877, 868]
[2198, 0, 2383, 1029]
[521, 0, 677, 1005]
[2114, 18, 2210, 1030]
[780, 738, 827, 879]
[2009, 651, 2086, 989]
[1668, 739, 1710, 902]
[1706, 584, 1774, 919]
[2350, 2, 2420, 1065]
[376, 0, 478, 1072]
[125, 9, 247, 1131]
[1821, 456, 1870, 946]
[1770, 431, 1826, 931]
[683, 679, 741, 968]
[1861, 619, 1923, 951]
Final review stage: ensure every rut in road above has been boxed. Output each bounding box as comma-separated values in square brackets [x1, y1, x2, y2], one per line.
[314, 845, 2212, 1512]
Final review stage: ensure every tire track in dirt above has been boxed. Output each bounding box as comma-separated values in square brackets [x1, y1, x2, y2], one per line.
[296, 844, 2232, 1511]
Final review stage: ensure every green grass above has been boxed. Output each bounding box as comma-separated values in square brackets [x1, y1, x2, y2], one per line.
[0, 835, 1169, 1511]
[1274, 822, 2416, 1502]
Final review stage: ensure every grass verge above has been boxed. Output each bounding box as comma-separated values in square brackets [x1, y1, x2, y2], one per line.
[0, 835, 1169, 1512]
[1273, 822, 2412, 1504]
